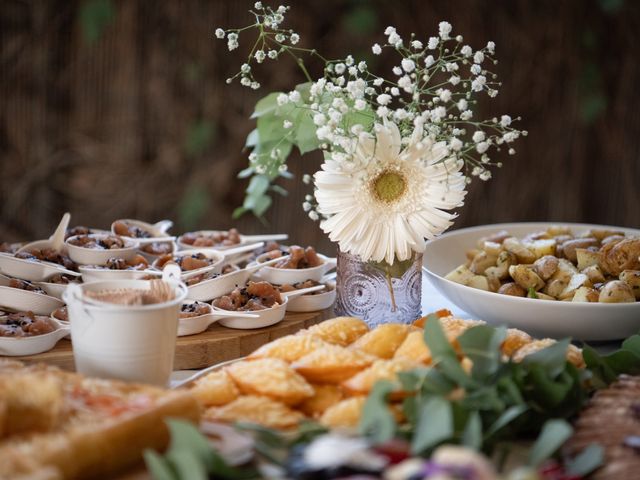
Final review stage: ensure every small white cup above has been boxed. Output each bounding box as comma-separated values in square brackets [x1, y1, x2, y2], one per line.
[63, 267, 187, 386]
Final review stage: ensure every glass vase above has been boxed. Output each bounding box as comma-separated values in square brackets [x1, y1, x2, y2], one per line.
[334, 250, 422, 328]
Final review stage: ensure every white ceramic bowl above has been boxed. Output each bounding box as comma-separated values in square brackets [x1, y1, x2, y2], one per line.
[0, 318, 70, 356]
[177, 230, 288, 251]
[63, 277, 187, 386]
[137, 241, 177, 263]
[422, 222, 640, 341]
[111, 218, 175, 244]
[285, 282, 336, 313]
[214, 297, 288, 329]
[65, 234, 139, 266]
[37, 281, 72, 300]
[178, 301, 217, 336]
[0, 285, 64, 315]
[153, 249, 225, 279]
[0, 252, 80, 282]
[78, 265, 162, 283]
[254, 253, 336, 285]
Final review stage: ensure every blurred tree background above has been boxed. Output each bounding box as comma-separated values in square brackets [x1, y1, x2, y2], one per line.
[1, 0, 638, 251]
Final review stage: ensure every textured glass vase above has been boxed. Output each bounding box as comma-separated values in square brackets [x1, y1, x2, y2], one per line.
[334, 250, 422, 328]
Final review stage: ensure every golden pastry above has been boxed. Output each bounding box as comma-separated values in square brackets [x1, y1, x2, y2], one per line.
[412, 309, 454, 327]
[298, 384, 344, 418]
[512, 339, 585, 368]
[292, 344, 376, 383]
[349, 323, 412, 359]
[247, 334, 330, 362]
[342, 357, 421, 396]
[319, 396, 366, 429]
[394, 330, 433, 364]
[301, 317, 369, 346]
[190, 370, 239, 407]
[204, 395, 305, 430]
[226, 359, 314, 406]
[501, 328, 533, 357]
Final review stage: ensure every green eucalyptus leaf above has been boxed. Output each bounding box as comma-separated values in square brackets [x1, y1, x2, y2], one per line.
[461, 411, 482, 450]
[144, 450, 176, 480]
[270, 184, 288, 196]
[165, 419, 214, 467]
[522, 338, 570, 378]
[458, 325, 507, 379]
[246, 175, 270, 196]
[582, 344, 617, 387]
[423, 314, 458, 362]
[165, 450, 208, 480]
[599, 349, 640, 375]
[484, 404, 528, 439]
[565, 443, 604, 476]
[397, 367, 429, 392]
[252, 194, 272, 217]
[251, 92, 281, 119]
[359, 380, 397, 443]
[622, 334, 640, 356]
[527, 366, 574, 408]
[232, 207, 247, 219]
[294, 109, 320, 154]
[411, 396, 453, 454]
[528, 419, 573, 467]
[420, 368, 457, 396]
[245, 128, 259, 147]
[238, 166, 254, 179]
[235, 422, 287, 448]
[462, 386, 504, 412]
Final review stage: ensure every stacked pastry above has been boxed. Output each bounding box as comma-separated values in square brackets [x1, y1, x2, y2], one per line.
[190, 315, 585, 430]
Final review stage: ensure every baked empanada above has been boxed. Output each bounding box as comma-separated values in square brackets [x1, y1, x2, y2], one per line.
[501, 328, 533, 357]
[191, 370, 239, 407]
[298, 384, 344, 418]
[226, 359, 314, 406]
[412, 309, 454, 327]
[319, 396, 366, 429]
[394, 330, 432, 364]
[247, 334, 330, 362]
[342, 357, 421, 396]
[512, 339, 585, 368]
[349, 323, 412, 359]
[292, 344, 375, 383]
[204, 395, 305, 430]
[301, 317, 369, 346]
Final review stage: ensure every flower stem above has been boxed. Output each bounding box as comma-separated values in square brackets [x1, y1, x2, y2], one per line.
[385, 268, 397, 312]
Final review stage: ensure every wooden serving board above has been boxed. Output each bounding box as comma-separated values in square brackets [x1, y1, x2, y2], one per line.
[11, 309, 333, 371]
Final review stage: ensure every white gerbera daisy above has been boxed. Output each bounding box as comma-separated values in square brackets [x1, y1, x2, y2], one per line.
[314, 121, 466, 264]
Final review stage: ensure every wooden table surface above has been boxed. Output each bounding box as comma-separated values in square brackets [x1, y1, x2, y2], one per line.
[12, 308, 334, 371]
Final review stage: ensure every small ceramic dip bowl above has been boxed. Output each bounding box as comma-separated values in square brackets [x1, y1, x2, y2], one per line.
[137, 240, 177, 263]
[152, 249, 225, 278]
[0, 252, 80, 282]
[177, 300, 259, 336]
[111, 219, 175, 245]
[282, 281, 337, 313]
[177, 229, 288, 251]
[213, 298, 288, 330]
[65, 234, 139, 266]
[0, 316, 70, 356]
[0, 285, 64, 315]
[255, 251, 336, 284]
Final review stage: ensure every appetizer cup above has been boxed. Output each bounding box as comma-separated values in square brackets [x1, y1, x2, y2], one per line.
[177, 301, 259, 336]
[111, 218, 176, 244]
[153, 248, 225, 280]
[177, 230, 288, 251]
[78, 264, 162, 283]
[285, 281, 337, 313]
[65, 234, 139, 266]
[187, 255, 288, 302]
[63, 266, 187, 386]
[215, 297, 289, 330]
[0, 285, 64, 315]
[254, 252, 337, 284]
[0, 318, 70, 356]
[137, 240, 177, 263]
[0, 252, 80, 282]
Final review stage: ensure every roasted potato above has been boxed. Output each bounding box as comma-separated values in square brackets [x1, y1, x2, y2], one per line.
[533, 255, 559, 281]
[598, 280, 635, 303]
[620, 270, 640, 300]
[503, 237, 537, 264]
[509, 265, 544, 291]
[561, 238, 598, 263]
[498, 282, 526, 297]
[572, 286, 599, 303]
[600, 238, 640, 276]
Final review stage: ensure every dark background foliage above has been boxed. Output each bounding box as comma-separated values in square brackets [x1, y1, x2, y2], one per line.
[1, 0, 638, 251]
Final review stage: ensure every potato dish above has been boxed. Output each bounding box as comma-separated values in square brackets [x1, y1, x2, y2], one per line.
[445, 226, 640, 303]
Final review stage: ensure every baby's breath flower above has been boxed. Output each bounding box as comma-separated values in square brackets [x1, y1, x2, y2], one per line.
[278, 164, 288, 172]
[376, 106, 390, 118]
[508, 148, 516, 155]
[241, 63, 251, 73]
[288, 90, 301, 102]
[479, 170, 492, 181]
[460, 110, 473, 120]
[302, 201, 312, 211]
[461, 45, 472, 57]
[290, 33, 300, 44]
[277, 93, 289, 105]
[254, 1, 263, 9]
[439, 89, 452, 102]
[473, 51, 485, 64]
[470, 64, 482, 75]
[275, 33, 285, 42]
[450, 138, 463, 151]
[500, 115, 512, 127]
[471, 75, 486, 92]
[373, 77, 384, 87]
[401, 58, 415, 72]
[277, 5, 287, 14]
[472, 131, 486, 143]
[411, 40, 423, 49]
[215, 28, 225, 39]
[392, 66, 402, 76]
[240, 77, 251, 86]
[302, 174, 312, 184]
[390, 87, 400, 96]
[457, 99, 468, 111]
[313, 113, 326, 126]
[449, 75, 460, 86]
[268, 50, 278, 59]
[227, 32, 239, 51]
[358, 61, 367, 72]
[398, 75, 413, 92]
[283, 120, 293, 129]
[372, 43, 382, 55]
[377, 93, 391, 105]
[427, 37, 439, 49]
[334, 63, 346, 74]
[425, 55, 435, 67]
[354, 99, 367, 110]
[486, 41, 496, 53]
[438, 21, 452, 40]
[476, 141, 489, 154]
[308, 210, 319, 221]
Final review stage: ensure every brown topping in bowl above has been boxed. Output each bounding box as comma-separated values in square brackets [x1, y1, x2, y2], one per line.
[213, 281, 282, 311]
[112, 221, 153, 239]
[156, 252, 214, 271]
[52, 306, 68, 322]
[181, 228, 241, 248]
[180, 302, 211, 318]
[8, 278, 47, 295]
[15, 248, 78, 271]
[68, 234, 126, 250]
[0, 311, 56, 337]
[141, 242, 173, 256]
[267, 245, 323, 269]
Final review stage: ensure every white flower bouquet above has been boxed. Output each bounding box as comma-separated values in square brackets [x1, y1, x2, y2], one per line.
[217, 2, 525, 268]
